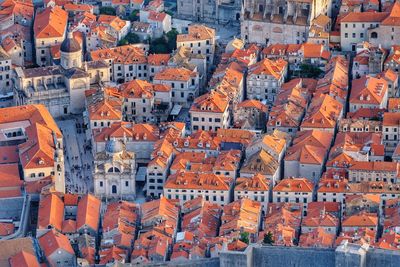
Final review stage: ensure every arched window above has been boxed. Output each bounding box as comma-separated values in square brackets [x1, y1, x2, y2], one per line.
[112, 185, 117, 194]
[371, 32, 378, 39]
[107, 167, 121, 173]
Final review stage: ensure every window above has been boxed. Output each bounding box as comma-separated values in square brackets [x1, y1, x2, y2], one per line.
[125, 181, 129, 187]
[100, 181, 103, 187]
[345, 33, 348, 38]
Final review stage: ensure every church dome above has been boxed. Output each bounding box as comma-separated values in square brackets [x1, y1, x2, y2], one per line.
[60, 31, 81, 53]
[105, 139, 123, 154]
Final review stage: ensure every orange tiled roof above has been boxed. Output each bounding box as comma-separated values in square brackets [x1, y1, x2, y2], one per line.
[302, 212, 339, 228]
[220, 198, 261, 235]
[0, 163, 22, 188]
[0, 0, 33, 23]
[190, 90, 229, 113]
[103, 201, 138, 236]
[301, 43, 330, 59]
[263, 203, 302, 246]
[342, 212, 378, 227]
[177, 24, 215, 42]
[235, 173, 270, 191]
[341, 11, 389, 22]
[381, 1, 400, 25]
[39, 230, 74, 257]
[299, 227, 336, 248]
[99, 246, 127, 264]
[301, 94, 343, 129]
[90, 45, 146, 64]
[141, 196, 179, 232]
[327, 132, 383, 168]
[237, 99, 268, 112]
[154, 67, 197, 81]
[34, 6, 67, 39]
[248, 58, 287, 79]
[273, 177, 313, 193]
[383, 112, 400, 126]
[350, 75, 388, 105]
[388, 97, 400, 111]
[147, 10, 167, 22]
[76, 194, 101, 232]
[38, 194, 64, 231]
[98, 14, 127, 32]
[213, 149, 242, 172]
[349, 161, 399, 172]
[61, 219, 76, 234]
[148, 53, 170, 66]
[318, 178, 349, 194]
[88, 98, 122, 121]
[240, 149, 279, 176]
[0, 222, 14, 236]
[165, 171, 233, 191]
[181, 200, 222, 238]
[64, 3, 92, 12]
[9, 251, 40, 267]
[285, 130, 333, 164]
[94, 121, 160, 142]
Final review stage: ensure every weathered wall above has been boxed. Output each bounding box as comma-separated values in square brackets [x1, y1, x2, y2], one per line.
[219, 246, 253, 267]
[144, 257, 220, 267]
[252, 246, 336, 267]
[219, 243, 400, 267]
[366, 248, 400, 267]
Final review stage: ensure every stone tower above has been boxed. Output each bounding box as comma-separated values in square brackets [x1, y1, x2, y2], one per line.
[60, 31, 82, 69]
[53, 133, 65, 193]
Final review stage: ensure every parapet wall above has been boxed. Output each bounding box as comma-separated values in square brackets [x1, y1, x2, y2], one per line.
[219, 242, 400, 267]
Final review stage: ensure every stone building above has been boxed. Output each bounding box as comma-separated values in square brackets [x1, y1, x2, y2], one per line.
[246, 58, 288, 104]
[177, 0, 242, 25]
[241, 0, 331, 45]
[0, 47, 12, 107]
[93, 139, 136, 200]
[14, 31, 110, 118]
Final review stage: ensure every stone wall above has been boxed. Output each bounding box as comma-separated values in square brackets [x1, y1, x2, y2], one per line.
[219, 242, 400, 267]
[252, 246, 336, 267]
[143, 258, 220, 267]
[366, 247, 400, 267]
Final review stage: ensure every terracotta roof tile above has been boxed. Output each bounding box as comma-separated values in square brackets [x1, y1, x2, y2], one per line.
[38, 230, 74, 257]
[273, 177, 314, 193]
[34, 6, 67, 39]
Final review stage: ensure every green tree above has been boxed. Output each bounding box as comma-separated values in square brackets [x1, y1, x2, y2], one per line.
[99, 7, 116, 16]
[165, 29, 179, 52]
[118, 33, 141, 46]
[263, 231, 274, 245]
[128, 10, 140, 21]
[150, 43, 169, 53]
[298, 63, 323, 78]
[239, 232, 250, 244]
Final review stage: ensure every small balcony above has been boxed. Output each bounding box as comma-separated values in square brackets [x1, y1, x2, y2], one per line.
[151, 102, 170, 114]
